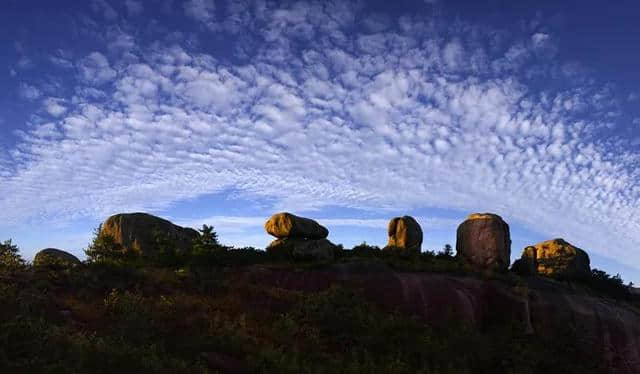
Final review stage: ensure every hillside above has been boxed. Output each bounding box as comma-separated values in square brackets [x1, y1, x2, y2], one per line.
[1, 248, 639, 373]
[1, 212, 639, 373]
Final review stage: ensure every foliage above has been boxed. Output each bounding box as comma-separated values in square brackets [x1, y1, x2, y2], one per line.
[350, 241, 381, 257]
[586, 268, 631, 300]
[84, 225, 129, 263]
[438, 243, 454, 258]
[0, 239, 25, 269]
[0, 250, 615, 374]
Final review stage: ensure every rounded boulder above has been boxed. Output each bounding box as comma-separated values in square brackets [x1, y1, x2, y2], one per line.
[33, 248, 81, 267]
[456, 213, 511, 272]
[101, 213, 200, 256]
[264, 212, 329, 240]
[520, 238, 591, 279]
[384, 216, 423, 253]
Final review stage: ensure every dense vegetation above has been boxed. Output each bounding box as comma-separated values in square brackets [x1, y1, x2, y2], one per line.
[0, 232, 633, 373]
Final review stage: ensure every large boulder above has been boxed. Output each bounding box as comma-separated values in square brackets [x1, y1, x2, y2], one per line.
[266, 237, 337, 261]
[265, 212, 328, 240]
[384, 216, 423, 253]
[456, 213, 511, 272]
[33, 248, 81, 267]
[101, 213, 199, 256]
[517, 238, 591, 279]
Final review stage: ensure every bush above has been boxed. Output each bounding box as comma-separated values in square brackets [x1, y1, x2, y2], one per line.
[586, 268, 631, 300]
[84, 225, 130, 263]
[0, 239, 25, 269]
[350, 242, 381, 257]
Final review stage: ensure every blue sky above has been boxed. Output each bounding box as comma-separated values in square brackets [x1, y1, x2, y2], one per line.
[1, 0, 640, 282]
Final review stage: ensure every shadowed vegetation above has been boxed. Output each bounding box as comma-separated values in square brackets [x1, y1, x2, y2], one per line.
[0, 232, 632, 373]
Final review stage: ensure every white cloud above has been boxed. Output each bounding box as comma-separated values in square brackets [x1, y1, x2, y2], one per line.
[184, 0, 216, 27]
[2, 0, 639, 269]
[18, 83, 41, 100]
[531, 32, 550, 46]
[78, 52, 117, 85]
[44, 98, 67, 117]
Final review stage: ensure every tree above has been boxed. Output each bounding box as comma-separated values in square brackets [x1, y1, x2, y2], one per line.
[0, 239, 25, 268]
[84, 225, 125, 263]
[191, 225, 221, 255]
[439, 244, 454, 257]
[188, 225, 224, 266]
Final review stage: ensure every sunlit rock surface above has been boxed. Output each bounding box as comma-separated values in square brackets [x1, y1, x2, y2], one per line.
[516, 238, 591, 279]
[101, 213, 199, 255]
[384, 216, 423, 253]
[265, 212, 329, 240]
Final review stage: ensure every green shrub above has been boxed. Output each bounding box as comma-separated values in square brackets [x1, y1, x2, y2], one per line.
[84, 225, 131, 263]
[0, 239, 25, 269]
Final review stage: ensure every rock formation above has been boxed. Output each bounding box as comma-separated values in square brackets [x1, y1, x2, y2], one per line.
[246, 266, 640, 374]
[514, 238, 591, 279]
[384, 216, 423, 253]
[101, 213, 199, 256]
[264, 212, 329, 239]
[456, 213, 511, 272]
[267, 237, 337, 261]
[265, 213, 335, 260]
[33, 248, 81, 267]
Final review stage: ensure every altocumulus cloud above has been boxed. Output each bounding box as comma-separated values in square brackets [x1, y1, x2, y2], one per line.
[2, 1, 640, 265]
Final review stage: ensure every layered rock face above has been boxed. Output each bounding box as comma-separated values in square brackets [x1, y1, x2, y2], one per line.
[33, 248, 81, 267]
[384, 216, 423, 253]
[246, 267, 640, 374]
[265, 212, 329, 239]
[101, 213, 199, 256]
[514, 238, 591, 279]
[265, 213, 335, 260]
[456, 213, 511, 272]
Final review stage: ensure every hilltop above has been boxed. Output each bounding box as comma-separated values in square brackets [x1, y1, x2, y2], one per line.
[0, 212, 638, 373]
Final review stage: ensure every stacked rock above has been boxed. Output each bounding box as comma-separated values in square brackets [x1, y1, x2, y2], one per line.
[383, 216, 423, 254]
[512, 238, 591, 279]
[265, 212, 337, 260]
[456, 213, 511, 272]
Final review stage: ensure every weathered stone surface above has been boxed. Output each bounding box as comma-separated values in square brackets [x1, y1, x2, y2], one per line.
[511, 246, 536, 276]
[101, 213, 199, 255]
[264, 212, 328, 239]
[384, 216, 423, 253]
[520, 238, 591, 279]
[33, 248, 81, 267]
[245, 267, 640, 374]
[267, 237, 336, 260]
[456, 213, 511, 272]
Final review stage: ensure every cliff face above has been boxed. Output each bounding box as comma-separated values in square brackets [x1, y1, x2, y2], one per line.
[246, 265, 640, 374]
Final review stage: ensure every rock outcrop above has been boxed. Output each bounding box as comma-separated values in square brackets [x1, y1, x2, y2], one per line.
[456, 213, 511, 272]
[384, 216, 423, 253]
[266, 237, 337, 261]
[265, 213, 335, 260]
[33, 248, 81, 267]
[264, 212, 329, 239]
[245, 266, 640, 374]
[515, 238, 591, 279]
[101, 213, 199, 256]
